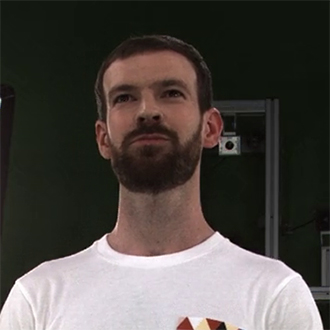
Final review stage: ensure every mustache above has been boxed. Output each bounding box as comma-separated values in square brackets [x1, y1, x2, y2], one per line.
[123, 125, 178, 146]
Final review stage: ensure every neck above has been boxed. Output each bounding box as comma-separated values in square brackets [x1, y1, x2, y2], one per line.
[107, 170, 214, 256]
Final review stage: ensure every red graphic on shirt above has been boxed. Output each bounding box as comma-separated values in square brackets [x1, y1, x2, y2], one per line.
[176, 316, 243, 330]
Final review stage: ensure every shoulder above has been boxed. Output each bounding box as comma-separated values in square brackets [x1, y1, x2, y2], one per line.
[17, 235, 105, 290]
[217, 236, 300, 284]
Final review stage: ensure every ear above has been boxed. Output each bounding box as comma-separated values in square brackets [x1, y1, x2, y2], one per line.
[95, 120, 112, 160]
[202, 108, 223, 149]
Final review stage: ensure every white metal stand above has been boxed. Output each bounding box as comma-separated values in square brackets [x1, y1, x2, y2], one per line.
[213, 99, 329, 301]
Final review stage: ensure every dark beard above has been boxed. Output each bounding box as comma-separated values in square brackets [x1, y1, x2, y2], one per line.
[109, 121, 203, 195]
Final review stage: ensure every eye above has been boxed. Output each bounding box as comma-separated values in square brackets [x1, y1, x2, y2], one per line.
[113, 94, 133, 104]
[163, 89, 184, 98]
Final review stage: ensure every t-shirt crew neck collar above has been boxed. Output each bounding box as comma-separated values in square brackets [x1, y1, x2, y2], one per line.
[95, 231, 225, 268]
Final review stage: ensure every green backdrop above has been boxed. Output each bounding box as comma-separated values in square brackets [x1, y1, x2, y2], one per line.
[1, 1, 329, 326]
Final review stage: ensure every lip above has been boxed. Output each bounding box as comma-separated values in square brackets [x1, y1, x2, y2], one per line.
[132, 134, 169, 143]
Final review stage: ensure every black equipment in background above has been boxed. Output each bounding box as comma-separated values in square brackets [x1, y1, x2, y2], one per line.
[0, 84, 15, 236]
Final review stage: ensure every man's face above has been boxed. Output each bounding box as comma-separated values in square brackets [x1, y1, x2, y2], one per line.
[99, 51, 205, 195]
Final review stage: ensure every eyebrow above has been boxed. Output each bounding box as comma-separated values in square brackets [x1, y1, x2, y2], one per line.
[107, 78, 192, 101]
[152, 79, 191, 94]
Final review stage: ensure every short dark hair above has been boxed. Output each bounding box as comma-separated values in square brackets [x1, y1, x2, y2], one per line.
[94, 35, 213, 122]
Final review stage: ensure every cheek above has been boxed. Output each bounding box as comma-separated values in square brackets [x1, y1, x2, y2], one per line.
[107, 117, 131, 146]
[184, 115, 202, 133]
[176, 121, 200, 145]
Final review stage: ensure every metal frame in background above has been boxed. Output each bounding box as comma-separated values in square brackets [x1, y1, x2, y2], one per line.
[212, 99, 329, 301]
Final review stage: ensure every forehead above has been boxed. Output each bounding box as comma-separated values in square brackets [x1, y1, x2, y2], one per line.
[103, 51, 197, 93]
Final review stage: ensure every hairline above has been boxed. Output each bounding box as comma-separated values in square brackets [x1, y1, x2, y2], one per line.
[102, 50, 199, 108]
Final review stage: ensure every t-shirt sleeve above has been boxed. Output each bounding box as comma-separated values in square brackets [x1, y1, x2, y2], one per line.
[0, 281, 35, 330]
[265, 275, 324, 330]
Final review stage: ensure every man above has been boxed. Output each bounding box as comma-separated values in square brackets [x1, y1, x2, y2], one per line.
[0, 35, 323, 330]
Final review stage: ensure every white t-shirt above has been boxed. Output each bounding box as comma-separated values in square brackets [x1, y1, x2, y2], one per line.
[0, 231, 323, 330]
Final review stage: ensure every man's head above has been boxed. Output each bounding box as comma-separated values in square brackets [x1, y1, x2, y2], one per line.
[94, 35, 222, 195]
[95, 35, 213, 122]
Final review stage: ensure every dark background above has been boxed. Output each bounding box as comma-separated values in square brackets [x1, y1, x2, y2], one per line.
[1, 1, 329, 326]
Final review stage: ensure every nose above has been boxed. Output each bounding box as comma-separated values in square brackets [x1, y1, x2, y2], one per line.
[136, 94, 164, 125]
[137, 112, 162, 125]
